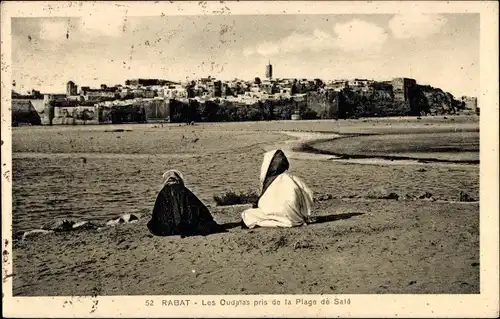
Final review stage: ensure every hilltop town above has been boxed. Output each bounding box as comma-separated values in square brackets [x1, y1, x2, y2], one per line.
[12, 62, 478, 126]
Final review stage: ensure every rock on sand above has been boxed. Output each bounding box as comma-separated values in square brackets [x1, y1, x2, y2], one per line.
[22, 229, 54, 241]
[106, 213, 140, 227]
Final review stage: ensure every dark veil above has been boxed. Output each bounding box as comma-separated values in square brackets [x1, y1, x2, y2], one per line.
[252, 150, 289, 208]
[147, 170, 226, 237]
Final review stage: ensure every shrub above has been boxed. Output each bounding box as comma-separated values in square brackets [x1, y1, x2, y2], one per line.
[213, 189, 259, 206]
[458, 191, 476, 202]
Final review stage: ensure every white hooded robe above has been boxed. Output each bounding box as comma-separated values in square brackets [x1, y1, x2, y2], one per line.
[241, 149, 314, 228]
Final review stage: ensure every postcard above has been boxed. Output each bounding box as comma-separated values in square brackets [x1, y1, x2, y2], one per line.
[1, 1, 498, 318]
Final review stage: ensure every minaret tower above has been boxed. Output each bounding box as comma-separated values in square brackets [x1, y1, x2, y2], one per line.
[265, 61, 273, 80]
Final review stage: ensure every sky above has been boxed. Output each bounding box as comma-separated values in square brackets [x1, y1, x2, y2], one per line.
[11, 13, 479, 97]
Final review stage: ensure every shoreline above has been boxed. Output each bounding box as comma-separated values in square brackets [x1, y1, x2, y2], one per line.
[272, 130, 479, 166]
[12, 131, 480, 166]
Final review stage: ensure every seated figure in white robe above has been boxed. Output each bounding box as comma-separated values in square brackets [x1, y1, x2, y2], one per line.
[241, 149, 314, 228]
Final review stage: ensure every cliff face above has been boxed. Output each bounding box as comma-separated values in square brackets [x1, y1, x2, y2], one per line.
[329, 84, 466, 119]
[167, 84, 467, 122]
[306, 91, 339, 119]
[419, 85, 463, 115]
[12, 99, 42, 126]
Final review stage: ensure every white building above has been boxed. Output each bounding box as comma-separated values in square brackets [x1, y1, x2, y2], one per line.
[163, 85, 188, 99]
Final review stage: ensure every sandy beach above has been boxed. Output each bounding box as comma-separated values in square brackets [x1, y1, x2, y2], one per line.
[13, 200, 478, 296]
[10, 116, 480, 295]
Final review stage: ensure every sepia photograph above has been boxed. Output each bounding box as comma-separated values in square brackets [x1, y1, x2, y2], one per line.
[1, 1, 498, 318]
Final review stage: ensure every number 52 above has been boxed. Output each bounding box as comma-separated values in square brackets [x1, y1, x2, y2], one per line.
[145, 300, 154, 306]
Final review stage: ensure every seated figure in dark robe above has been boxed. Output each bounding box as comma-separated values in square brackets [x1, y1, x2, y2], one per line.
[147, 170, 227, 237]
